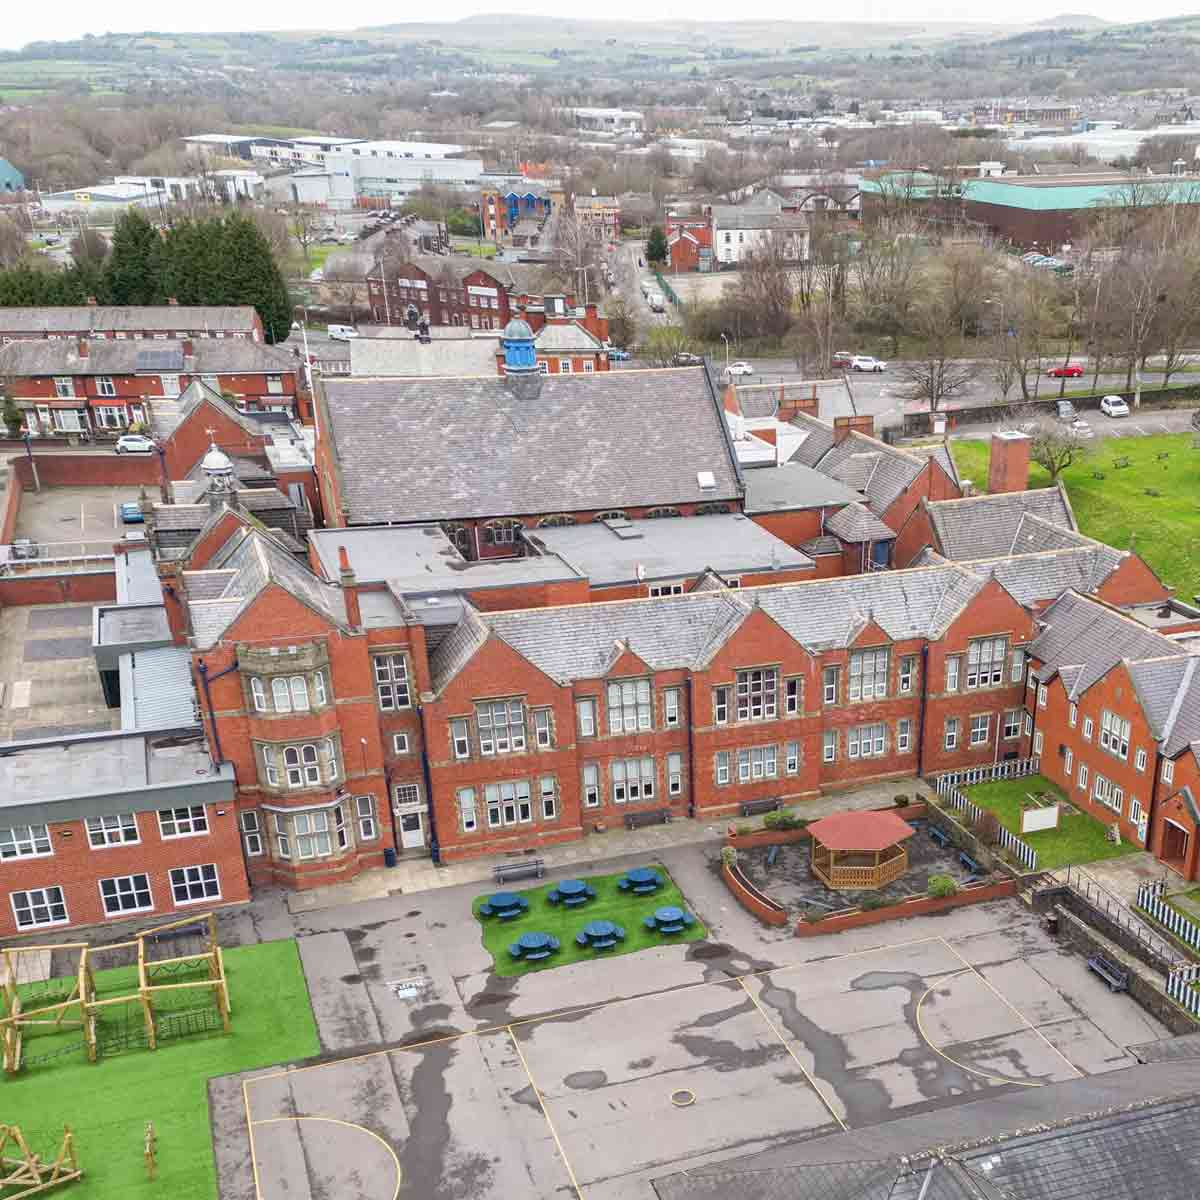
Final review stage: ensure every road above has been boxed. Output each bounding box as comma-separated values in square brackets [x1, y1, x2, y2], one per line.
[604, 240, 673, 332]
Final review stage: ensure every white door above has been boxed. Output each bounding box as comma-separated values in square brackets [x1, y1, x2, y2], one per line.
[398, 810, 424, 850]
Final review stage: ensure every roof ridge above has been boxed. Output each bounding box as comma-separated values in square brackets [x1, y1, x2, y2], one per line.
[1161, 657, 1199, 747]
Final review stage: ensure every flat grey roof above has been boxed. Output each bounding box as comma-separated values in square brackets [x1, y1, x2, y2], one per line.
[120, 646, 198, 732]
[524, 513, 812, 587]
[117, 548, 165, 604]
[96, 604, 170, 649]
[742, 463, 865, 514]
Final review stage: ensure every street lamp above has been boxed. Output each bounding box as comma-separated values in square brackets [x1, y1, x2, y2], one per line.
[720, 332, 731, 373]
[986, 296, 1007, 338]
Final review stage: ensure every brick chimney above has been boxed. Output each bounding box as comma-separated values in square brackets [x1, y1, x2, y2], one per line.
[77, 337, 88, 358]
[832, 413, 874, 445]
[181, 338, 194, 357]
[775, 382, 819, 422]
[987, 430, 1031, 494]
[338, 545, 361, 627]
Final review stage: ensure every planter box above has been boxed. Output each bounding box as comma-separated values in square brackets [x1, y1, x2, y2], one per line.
[794, 878, 1018, 937]
[721, 861, 788, 926]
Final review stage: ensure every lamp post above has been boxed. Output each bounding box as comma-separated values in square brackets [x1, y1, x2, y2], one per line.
[986, 296, 1005, 336]
[720, 332, 731, 374]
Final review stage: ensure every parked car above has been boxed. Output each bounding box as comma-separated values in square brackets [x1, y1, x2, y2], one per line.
[327, 324, 358, 342]
[309, 268, 324, 283]
[831, 351, 854, 369]
[724, 360, 754, 377]
[1100, 394, 1131, 417]
[1056, 400, 1078, 421]
[119, 501, 145, 524]
[672, 351, 704, 366]
[10, 538, 39, 560]
[1068, 418, 1094, 439]
[850, 355, 887, 372]
[608, 348, 631, 361]
[1046, 363, 1084, 378]
[114, 434, 155, 455]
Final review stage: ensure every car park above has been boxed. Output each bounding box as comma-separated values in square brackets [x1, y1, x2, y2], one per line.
[1056, 399, 1078, 421]
[10, 538, 39, 560]
[1046, 363, 1084, 378]
[831, 351, 854, 369]
[850, 355, 886, 372]
[114, 434, 155, 455]
[724, 361, 754, 377]
[119, 502, 145, 524]
[1068, 418, 1094, 439]
[672, 351, 704, 366]
[1100, 395, 1130, 417]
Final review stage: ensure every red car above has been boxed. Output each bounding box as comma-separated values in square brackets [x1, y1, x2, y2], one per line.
[1046, 363, 1084, 378]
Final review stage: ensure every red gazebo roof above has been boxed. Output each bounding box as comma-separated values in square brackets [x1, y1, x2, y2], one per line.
[807, 810, 915, 852]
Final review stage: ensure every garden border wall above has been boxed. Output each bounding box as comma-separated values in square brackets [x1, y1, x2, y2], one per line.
[720, 862, 788, 926]
[793, 878, 1019, 936]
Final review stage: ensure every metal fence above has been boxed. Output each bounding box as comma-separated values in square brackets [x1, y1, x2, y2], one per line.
[1136, 879, 1200, 955]
[1062, 866, 1182, 969]
[934, 766, 1040, 873]
[1166, 962, 1200, 1019]
[936, 756, 1040, 790]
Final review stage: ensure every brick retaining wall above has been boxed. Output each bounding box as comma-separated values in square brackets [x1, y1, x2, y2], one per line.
[721, 861, 788, 926]
[793, 878, 1019, 936]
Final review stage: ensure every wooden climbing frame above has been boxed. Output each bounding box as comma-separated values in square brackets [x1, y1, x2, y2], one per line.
[0, 1124, 81, 1198]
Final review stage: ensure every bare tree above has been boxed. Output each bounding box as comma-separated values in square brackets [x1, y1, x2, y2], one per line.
[641, 325, 694, 367]
[604, 296, 639, 350]
[290, 205, 322, 268]
[891, 282, 977, 411]
[1029, 421, 1093, 482]
[0, 215, 27, 269]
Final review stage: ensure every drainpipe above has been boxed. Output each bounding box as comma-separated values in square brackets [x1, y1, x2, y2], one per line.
[416, 701, 440, 864]
[196, 657, 239, 766]
[915, 645, 929, 777]
[1147, 745, 1164, 853]
[685, 677, 697, 819]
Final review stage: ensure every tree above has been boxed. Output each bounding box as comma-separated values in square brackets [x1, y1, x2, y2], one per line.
[729, 232, 796, 339]
[645, 225, 668, 266]
[290, 206, 321, 269]
[70, 226, 109, 269]
[604, 296, 639, 350]
[104, 210, 164, 305]
[641, 325, 693, 367]
[1, 391, 23, 437]
[0, 215, 26, 270]
[1029, 421, 1093, 482]
[892, 283, 978, 411]
[219, 214, 292, 344]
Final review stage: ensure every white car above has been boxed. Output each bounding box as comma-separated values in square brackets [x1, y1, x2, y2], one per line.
[114, 434, 155, 455]
[309, 268, 324, 282]
[850, 355, 887, 372]
[724, 361, 754, 377]
[1100, 394, 1130, 417]
[1067, 418, 1094, 440]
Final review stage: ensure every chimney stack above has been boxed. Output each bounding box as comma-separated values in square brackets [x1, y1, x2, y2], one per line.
[77, 337, 88, 358]
[987, 430, 1031, 494]
[338, 545, 361, 626]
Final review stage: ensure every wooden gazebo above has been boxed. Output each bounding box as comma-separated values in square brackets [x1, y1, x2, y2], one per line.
[807, 810, 915, 891]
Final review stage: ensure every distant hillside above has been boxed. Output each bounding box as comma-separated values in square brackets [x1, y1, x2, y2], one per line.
[1032, 13, 1110, 28]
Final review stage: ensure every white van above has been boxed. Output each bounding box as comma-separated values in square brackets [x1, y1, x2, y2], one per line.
[327, 325, 358, 342]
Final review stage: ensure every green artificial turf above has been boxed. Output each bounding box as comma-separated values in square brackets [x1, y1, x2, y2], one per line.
[950, 434, 1200, 601]
[474, 866, 706, 977]
[964, 775, 1141, 871]
[4, 939, 319, 1200]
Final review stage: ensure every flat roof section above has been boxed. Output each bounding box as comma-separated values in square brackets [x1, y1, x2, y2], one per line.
[524, 514, 813, 587]
[742, 463, 865, 514]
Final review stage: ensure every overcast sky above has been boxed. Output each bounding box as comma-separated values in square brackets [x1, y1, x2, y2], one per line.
[2, 5, 1195, 53]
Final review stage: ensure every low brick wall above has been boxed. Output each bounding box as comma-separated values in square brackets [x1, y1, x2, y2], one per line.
[11, 453, 161, 490]
[794, 878, 1019, 936]
[927, 802, 1023, 881]
[721, 861, 788, 926]
[0, 569, 116, 607]
[0, 471, 21, 544]
[725, 803, 928, 851]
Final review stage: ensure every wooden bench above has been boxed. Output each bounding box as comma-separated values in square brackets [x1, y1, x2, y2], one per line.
[1087, 953, 1129, 992]
[740, 798, 782, 817]
[929, 825, 950, 849]
[493, 858, 545, 884]
[624, 808, 671, 830]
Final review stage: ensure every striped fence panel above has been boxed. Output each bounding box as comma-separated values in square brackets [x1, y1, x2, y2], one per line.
[1137, 879, 1200, 955]
[1166, 962, 1200, 1019]
[935, 776, 1039, 873]
[937, 757, 1041, 791]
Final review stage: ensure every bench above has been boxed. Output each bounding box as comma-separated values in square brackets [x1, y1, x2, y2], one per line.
[624, 808, 672, 831]
[1087, 953, 1129, 992]
[959, 851, 981, 875]
[766, 845, 780, 868]
[493, 858, 545, 884]
[740, 798, 782, 817]
[929, 825, 950, 849]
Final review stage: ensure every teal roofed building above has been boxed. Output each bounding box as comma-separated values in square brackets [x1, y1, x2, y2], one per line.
[0, 157, 25, 193]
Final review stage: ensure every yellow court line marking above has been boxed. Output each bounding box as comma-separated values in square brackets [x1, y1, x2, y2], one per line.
[915, 969, 1043, 1088]
[737, 977, 849, 1131]
[250, 1116, 403, 1200]
[506, 1026, 584, 1199]
[243, 1079, 262, 1200]
[938, 937, 1084, 1080]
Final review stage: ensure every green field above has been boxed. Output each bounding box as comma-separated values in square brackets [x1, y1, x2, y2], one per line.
[950, 434, 1200, 601]
[6, 940, 319, 1200]
[474, 867, 705, 977]
[964, 775, 1141, 871]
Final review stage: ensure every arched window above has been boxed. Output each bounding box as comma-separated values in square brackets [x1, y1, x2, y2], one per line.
[272, 678, 292, 713]
[250, 678, 267, 712]
[594, 510, 627, 522]
[696, 502, 730, 516]
[538, 514, 576, 528]
[646, 507, 681, 519]
[290, 676, 309, 711]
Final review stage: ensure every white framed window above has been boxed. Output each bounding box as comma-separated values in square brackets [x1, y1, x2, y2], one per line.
[969, 714, 990, 747]
[1038, 685, 1048, 708]
[966, 637, 1006, 689]
[161, 374, 181, 397]
[849, 649, 888, 702]
[1162, 759, 1175, 785]
[457, 787, 478, 832]
[944, 718, 959, 751]
[294, 811, 331, 859]
[100, 873, 153, 916]
[1100, 711, 1130, 760]
[612, 757, 655, 802]
[95, 406, 126, 430]
[714, 686, 729, 724]
[715, 751, 730, 785]
[785, 740, 801, 774]
[250, 677, 267, 712]
[1129, 796, 1144, 827]
[1003, 710, 1021, 740]
[1, 823, 53, 859]
[11, 886, 68, 929]
[485, 780, 532, 827]
[668, 752, 684, 795]
[394, 782, 421, 808]
[273, 813, 291, 860]
[648, 582, 684, 597]
[785, 677, 801, 714]
[240, 810, 263, 856]
[899, 656, 917, 694]
[96, 376, 116, 397]
[897, 718, 912, 753]
[158, 806, 208, 838]
[1024, 712, 1033, 736]
[356, 796, 377, 841]
[53, 376, 74, 398]
[576, 698, 596, 737]
[478, 699, 526, 754]
[533, 708, 553, 749]
[450, 718, 471, 759]
[665, 688, 681, 727]
[170, 864, 220, 904]
[283, 744, 321, 788]
[1069, 704, 1077, 728]
[822, 666, 839, 705]
[266, 375, 283, 394]
[289, 676, 309, 711]
[1033, 730, 1044, 755]
[583, 764, 600, 807]
[848, 723, 886, 759]
[334, 803, 349, 850]
[945, 656, 961, 693]
[1064, 748, 1073, 775]
[1078, 763, 1089, 791]
[540, 776, 557, 820]
[393, 732, 410, 755]
[271, 677, 291, 712]
[608, 679, 652, 733]
[1082, 717, 1094, 742]
[313, 671, 327, 707]
[374, 654, 411, 710]
[85, 813, 139, 848]
[737, 745, 778, 781]
[1010, 647, 1025, 683]
[737, 668, 779, 720]
[1135, 747, 1147, 773]
[823, 730, 838, 762]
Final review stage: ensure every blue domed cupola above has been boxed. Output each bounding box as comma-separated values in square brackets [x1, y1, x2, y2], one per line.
[501, 313, 537, 374]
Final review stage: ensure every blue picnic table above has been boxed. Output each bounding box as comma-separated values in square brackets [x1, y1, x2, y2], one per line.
[575, 919, 626, 951]
[643, 905, 696, 936]
[617, 867, 663, 895]
[479, 891, 529, 920]
[547, 878, 596, 907]
[508, 931, 560, 962]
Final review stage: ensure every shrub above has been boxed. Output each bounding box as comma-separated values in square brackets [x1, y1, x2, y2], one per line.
[802, 910, 825, 924]
[927, 874, 958, 899]
[735, 823, 754, 836]
[1144, 488, 1161, 497]
[720, 846, 738, 869]
[859, 893, 890, 910]
[975, 811, 1002, 847]
[763, 809, 807, 831]
[893, 794, 910, 807]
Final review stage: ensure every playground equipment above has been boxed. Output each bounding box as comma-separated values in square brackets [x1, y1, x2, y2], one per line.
[0, 1125, 80, 1198]
[0, 913, 230, 1075]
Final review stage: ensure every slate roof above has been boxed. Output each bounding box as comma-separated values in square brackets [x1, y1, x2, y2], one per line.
[710, 205, 808, 231]
[320, 369, 742, 524]
[153, 380, 267, 440]
[926, 487, 1075, 561]
[824, 502, 895, 543]
[786, 412, 837, 469]
[0, 306, 258, 335]
[965, 545, 1127, 606]
[534, 322, 605, 352]
[742, 464, 863, 514]
[811, 431, 927, 516]
[0, 337, 297, 377]
[1127, 655, 1200, 755]
[349, 335, 499, 378]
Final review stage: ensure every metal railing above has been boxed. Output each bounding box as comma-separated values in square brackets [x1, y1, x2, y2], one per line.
[934, 770, 1040, 873]
[936, 756, 1040, 789]
[1136, 878, 1200, 956]
[1061, 866, 1182, 969]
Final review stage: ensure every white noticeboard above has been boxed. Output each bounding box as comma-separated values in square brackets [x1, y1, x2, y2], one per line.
[1021, 804, 1060, 834]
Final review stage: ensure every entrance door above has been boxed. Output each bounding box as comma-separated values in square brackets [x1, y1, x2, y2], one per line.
[1164, 821, 1190, 867]
[398, 810, 424, 850]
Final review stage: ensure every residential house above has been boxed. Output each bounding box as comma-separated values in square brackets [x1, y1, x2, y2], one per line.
[710, 205, 809, 265]
[0, 304, 263, 345]
[572, 194, 621, 241]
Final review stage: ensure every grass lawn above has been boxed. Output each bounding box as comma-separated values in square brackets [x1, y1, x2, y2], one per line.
[451, 238, 498, 259]
[964, 774, 1142, 871]
[473, 866, 705, 977]
[6, 939, 318, 1200]
[950, 434, 1200, 600]
[305, 244, 340, 271]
